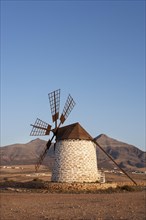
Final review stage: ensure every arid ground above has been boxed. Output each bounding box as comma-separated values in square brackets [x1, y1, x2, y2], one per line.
[0, 165, 146, 220]
[1, 191, 146, 220]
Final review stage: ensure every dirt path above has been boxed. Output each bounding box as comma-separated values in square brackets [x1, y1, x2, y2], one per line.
[0, 191, 146, 220]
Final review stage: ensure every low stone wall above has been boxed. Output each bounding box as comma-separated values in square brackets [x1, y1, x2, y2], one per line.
[2, 180, 145, 193]
[45, 182, 118, 193]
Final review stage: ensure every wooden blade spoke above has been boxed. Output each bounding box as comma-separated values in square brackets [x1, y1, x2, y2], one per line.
[30, 118, 51, 136]
[60, 94, 76, 124]
[48, 89, 60, 124]
[35, 139, 53, 172]
[93, 138, 137, 186]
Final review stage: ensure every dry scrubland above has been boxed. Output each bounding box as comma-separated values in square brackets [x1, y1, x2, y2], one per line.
[0, 165, 146, 220]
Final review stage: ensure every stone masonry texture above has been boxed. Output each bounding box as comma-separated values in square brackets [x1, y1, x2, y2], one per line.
[51, 139, 100, 183]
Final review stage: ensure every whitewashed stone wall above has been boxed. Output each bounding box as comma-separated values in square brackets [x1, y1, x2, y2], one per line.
[51, 139, 101, 183]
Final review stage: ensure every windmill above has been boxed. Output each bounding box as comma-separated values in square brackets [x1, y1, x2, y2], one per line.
[30, 89, 75, 172]
[30, 89, 137, 185]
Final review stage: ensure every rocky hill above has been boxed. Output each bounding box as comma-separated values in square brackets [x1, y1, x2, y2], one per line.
[0, 135, 145, 171]
[95, 134, 146, 171]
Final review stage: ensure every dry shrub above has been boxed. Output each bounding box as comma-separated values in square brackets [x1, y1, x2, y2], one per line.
[119, 185, 135, 192]
[32, 178, 43, 182]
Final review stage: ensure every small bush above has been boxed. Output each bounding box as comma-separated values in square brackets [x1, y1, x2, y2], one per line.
[7, 179, 14, 182]
[33, 178, 39, 182]
[120, 185, 135, 192]
[33, 178, 43, 182]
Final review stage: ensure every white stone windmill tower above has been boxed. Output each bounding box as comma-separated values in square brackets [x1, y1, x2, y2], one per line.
[51, 122, 101, 183]
[30, 89, 137, 185]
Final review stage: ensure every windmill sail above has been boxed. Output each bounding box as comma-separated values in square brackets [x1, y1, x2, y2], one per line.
[48, 89, 60, 128]
[30, 118, 51, 136]
[60, 94, 76, 124]
[35, 139, 52, 172]
[30, 89, 76, 172]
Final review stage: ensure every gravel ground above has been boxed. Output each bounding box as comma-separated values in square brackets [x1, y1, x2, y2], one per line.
[1, 191, 146, 220]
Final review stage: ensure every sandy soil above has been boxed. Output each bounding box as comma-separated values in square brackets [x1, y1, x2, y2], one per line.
[1, 166, 146, 219]
[1, 191, 146, 220]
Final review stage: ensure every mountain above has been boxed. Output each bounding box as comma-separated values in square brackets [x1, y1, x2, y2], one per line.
[95, 134, 146, 171]
[0, 135, 145, 171]
[0, 139, 55, 170]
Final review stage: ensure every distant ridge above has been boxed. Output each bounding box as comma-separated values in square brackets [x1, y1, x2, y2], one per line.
[95, 134, 146, 171]
[0, 135, 145, 171]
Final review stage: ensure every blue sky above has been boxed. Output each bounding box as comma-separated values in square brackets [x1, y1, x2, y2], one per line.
[1, 0, 145, 151]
